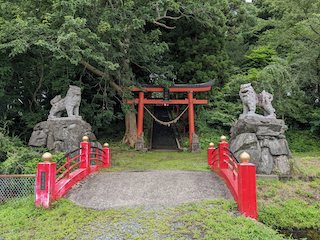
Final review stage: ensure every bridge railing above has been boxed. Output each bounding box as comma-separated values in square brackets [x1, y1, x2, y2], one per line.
[35, 136, 110, 208]
[208, 136, 257, 220]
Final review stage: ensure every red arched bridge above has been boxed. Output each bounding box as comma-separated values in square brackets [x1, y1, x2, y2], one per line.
[35, 136, 257, 220]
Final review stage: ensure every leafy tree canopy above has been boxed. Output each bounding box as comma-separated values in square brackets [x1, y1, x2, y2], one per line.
[0, 0, 247, 140]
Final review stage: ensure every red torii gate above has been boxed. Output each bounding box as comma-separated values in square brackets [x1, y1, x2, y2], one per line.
[129, 80, 215, 150]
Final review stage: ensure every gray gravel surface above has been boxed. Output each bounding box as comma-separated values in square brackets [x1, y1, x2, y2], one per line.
[64, 170, 233, 209]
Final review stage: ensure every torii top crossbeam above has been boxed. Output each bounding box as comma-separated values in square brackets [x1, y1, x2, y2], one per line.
[128, 79, 216, 151]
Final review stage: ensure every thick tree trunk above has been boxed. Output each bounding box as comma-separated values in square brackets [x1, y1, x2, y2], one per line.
[122, 105, 137, 147]
[80, 61, 137, 147]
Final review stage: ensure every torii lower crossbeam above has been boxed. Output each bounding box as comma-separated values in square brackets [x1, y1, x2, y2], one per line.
[131, 91, 207, 150]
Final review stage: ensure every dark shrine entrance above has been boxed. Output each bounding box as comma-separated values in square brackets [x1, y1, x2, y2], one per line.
[129, 79, 215, 152]
[151, 106, 178, 151]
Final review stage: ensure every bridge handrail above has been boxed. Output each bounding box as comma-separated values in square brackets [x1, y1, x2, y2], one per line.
[208, 137, 257, 220]
[35, 137, 111, 209]
[56, 155, 84, 183]
[89, 146, 108, 166]
[223, 147, 240, 181]
[90, 146, 108, 155]
[56, 148, 83, 165]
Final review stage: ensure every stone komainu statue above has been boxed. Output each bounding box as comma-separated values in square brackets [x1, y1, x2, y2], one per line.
[48, 85, 82, 120]
[239, 83, 276, 119]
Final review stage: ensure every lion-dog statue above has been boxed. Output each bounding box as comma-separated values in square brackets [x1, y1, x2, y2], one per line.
[48, 85, 82, 120]
[239, 83, 276, 119]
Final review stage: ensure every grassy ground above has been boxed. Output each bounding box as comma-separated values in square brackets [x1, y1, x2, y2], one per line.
[256, 151, 320, 234]
[1, 197, 285, 240]
[1, 147, 320, 239]
[103, 146, 209, 172]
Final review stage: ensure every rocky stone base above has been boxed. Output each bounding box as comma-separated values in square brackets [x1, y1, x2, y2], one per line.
[229, 119, 292, 175]
[28, 119, 101, 154]
[135, 138, 148, 152]
[191, 141, 201, 153]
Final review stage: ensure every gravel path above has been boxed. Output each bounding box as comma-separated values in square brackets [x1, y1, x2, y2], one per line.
[64, 170, 233, 209]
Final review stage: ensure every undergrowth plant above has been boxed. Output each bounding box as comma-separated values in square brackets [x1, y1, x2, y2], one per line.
[0, 122, 65, 174]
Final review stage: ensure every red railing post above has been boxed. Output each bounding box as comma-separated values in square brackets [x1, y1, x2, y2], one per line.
[35, 152, 56, 208]
[208, 142, 218, 166]
[80, 136, 91, 175]
[237, 152, 257, 220]
[218, 136, 229, 169]
[102, 143, 111, 168]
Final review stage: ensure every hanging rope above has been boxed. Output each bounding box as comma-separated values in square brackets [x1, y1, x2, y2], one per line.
[143, 103, 191, 127]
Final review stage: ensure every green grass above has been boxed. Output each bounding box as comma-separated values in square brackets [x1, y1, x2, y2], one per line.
[256, 177, 320, 231]
[103, 146, 210, 172]
[291, 152, 320, 176]
[0, 197, 287, 240]
[3, 147, 320, 239]
[258, 198, 320, 230]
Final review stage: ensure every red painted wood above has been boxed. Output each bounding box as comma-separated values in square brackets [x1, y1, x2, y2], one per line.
[55, 168, 88, 198]
[36, 139, 112, 208]
[188, 92, 195, 150]
[218, 142, 229, 169]
[137, 91, 144, 138]
[35, 162, 56, 208]
[238, 163, 257, 220]
[130, 86, 212, 92]
[210, 140, 257, 219]
[80, 142, 90, 175]
[207, 148, 218, 166]
[211, 166, 238, 202]
[103, 148, 110, 168]
[127, 98, 208, 105]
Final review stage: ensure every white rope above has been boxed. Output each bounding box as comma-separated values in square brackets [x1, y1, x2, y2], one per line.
[143, 104, 190, 127]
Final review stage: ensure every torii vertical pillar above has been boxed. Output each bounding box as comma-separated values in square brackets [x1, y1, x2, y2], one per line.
[137, 91, 144, 138]
[188, 91, 195, 149]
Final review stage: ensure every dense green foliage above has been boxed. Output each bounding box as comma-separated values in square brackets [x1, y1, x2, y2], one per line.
[0, 0, 319, 169]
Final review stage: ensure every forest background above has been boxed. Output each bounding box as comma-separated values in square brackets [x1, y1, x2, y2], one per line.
[0, 0, 319, 174]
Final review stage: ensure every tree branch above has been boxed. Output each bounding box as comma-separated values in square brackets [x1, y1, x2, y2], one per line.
[155, 15, 183, 21]
[80, 61, 123, 93]
[310, 24, 320, 37]
[293, 30, 319, 45]
[153, 20, 176, 29]
[131, 61, 152, 74]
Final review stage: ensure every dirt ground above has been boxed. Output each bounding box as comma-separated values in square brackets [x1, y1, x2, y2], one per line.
[64, 170, 233, 209]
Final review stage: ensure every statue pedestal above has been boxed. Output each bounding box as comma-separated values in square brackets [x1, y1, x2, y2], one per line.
[28, 119, 101, 153]
[229, 119, 292, 175]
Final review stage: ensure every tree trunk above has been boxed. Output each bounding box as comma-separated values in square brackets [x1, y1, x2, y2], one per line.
[80, 60, 137, 147]
[122, 105, 137, 147]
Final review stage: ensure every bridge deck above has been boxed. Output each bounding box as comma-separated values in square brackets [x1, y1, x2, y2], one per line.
[64, 170, 233, 209]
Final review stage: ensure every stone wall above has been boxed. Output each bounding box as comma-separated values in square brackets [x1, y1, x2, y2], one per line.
[229, 119, 292, 175]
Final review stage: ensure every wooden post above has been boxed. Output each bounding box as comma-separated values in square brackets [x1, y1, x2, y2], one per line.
[102, 143, 111, 168]
[208, 142, 218, 166]
[35, 153, 56, 208]
[238, 152, 257, 220]
[80, 136, 91, 176]
[218, 136, 229, 169]
[137, 91, 144, 138]
[187, 91, 195, 150]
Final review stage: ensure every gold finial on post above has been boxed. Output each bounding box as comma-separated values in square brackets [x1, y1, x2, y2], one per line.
[220, 135, 227, 143]
[209, 142, 215, 148]
[42, 152, 53, 163]
[103, 143, 109, 148]
[82, 136, 89, 142]
[240, 152, 251, 163]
